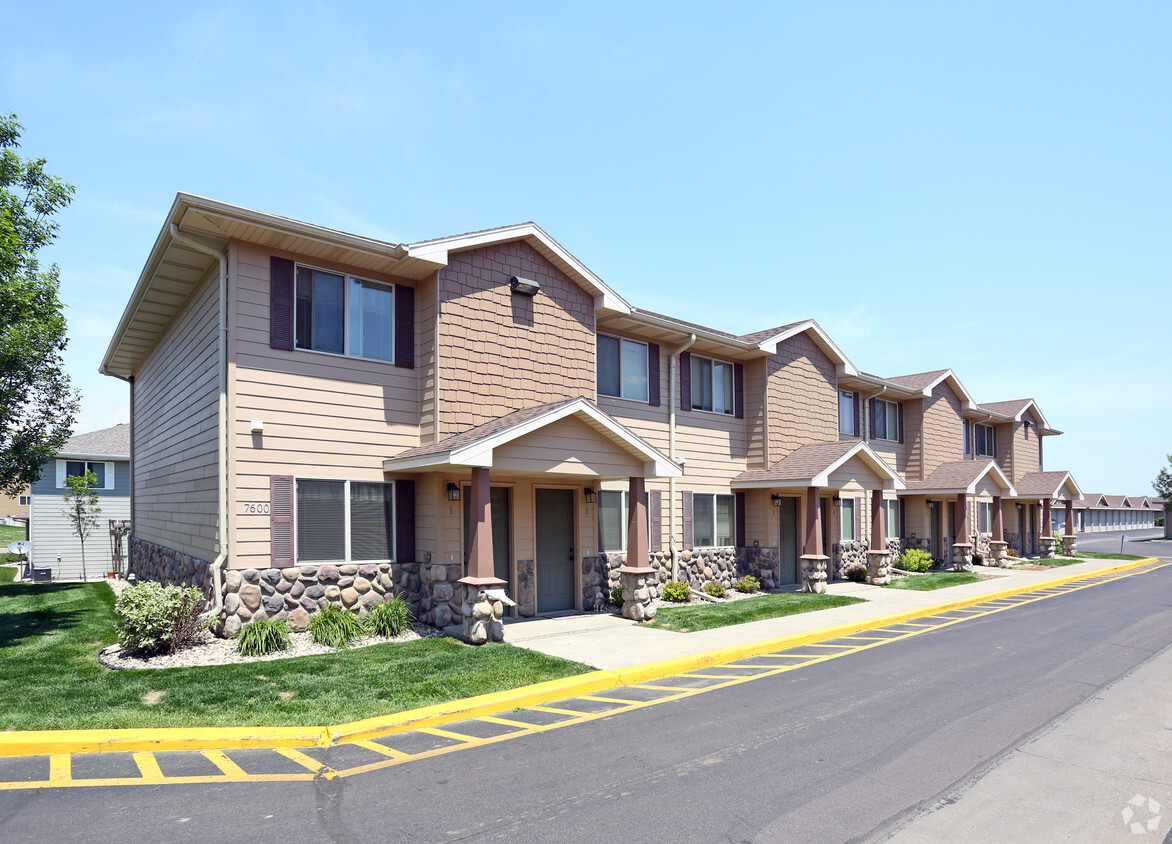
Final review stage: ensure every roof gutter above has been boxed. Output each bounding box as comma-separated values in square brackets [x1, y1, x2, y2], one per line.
[168, 224, 228, 624]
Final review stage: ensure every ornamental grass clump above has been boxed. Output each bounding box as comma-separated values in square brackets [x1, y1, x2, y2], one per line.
[845, 565, 868, 583]
[365, 597, 412, 638]
[114, 581, 209, 655]
[308, 604, 366, 649]
[661, 581, 691, 603]
[235, 619, 292, 656]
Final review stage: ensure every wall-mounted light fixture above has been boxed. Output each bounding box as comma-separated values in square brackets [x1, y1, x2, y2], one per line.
[447, 483, 461, 502]
[771, 494, 783, 507]
[510, 275, 540, 296]
[250, 420, 264, 434]
[832, 496, 842, 505]
[583, 488, 597, 504]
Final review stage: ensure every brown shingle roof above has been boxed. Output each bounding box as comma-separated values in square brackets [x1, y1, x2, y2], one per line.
[1101, 495, 1128, 508]
[979, 399, 1033, 418]
[386, 399, 582, 461]
[883, 370, 949, 391]
[905, 460, 1002, 492]
[736, 321, 805, 345]
[59, 424, 131, 458]
[732, 441, 858, 485]
[632, 309, 806, 348]
[1015, 471, 1072, 497]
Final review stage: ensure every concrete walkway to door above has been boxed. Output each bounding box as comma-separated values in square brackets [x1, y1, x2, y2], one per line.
[504, 557, 1161, 671]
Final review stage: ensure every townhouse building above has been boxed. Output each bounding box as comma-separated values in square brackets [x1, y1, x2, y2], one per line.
[101, 195, 1083, 640]
[1059, 494, 1162, 533]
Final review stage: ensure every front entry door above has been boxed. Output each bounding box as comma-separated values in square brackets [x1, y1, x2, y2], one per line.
[778, 497, 799, 585]
[928, 501, 940, 561]
[536, 489, 575, 612]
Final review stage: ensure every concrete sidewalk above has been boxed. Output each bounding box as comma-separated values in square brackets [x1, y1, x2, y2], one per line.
[506, 559, 1156, 670]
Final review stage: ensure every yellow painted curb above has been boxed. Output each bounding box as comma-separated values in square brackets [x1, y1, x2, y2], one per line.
[0, 557, 1158, 758]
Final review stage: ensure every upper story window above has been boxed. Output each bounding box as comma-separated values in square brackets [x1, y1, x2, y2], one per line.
[839, 391, 859, 436]
[693, 493, 735, 547]
[18, 495, 29, 507]
[56, 460, 113, 490]
[691, 355, 734, 415]
[873, 399, 900, 442]
[295, 265, 394, 362]
[975, 423, 995, 458]
[597, 335, 649, 402]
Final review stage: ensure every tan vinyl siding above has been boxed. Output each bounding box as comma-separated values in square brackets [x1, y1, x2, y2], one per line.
[920, 382, 964, 478]
[868, 398, 910, 476]
[229, 242, 421, 570]
[826, 455, 871, 491]
[435, 241, 595, 438]
[492, 416, 644, 477]
[132, 269, 220, 561]
[766, 334, 838, 463]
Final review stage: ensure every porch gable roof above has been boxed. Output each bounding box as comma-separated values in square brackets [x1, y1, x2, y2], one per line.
[1014, 470, 1082, 500]
[731, 440, 905, 491]
[904, 459, 1016, 496]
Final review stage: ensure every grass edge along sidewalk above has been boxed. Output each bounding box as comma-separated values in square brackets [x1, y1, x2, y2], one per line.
[0, 557, 1158, 759]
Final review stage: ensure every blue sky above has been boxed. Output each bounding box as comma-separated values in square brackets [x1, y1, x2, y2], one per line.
[4, 1, 1168, 494]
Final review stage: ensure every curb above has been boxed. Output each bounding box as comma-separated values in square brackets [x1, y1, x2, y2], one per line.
[0, 557, 1158, 758]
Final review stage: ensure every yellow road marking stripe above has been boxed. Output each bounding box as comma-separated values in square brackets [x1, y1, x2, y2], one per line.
[49, 755, 70, 784]
[352, 740, 410, 760]
[530, 705, 594, 716]
[634, 684, 697, 691]
[275, 747, 332, 773]
[202, 749, 248, 778]
[132, 752, 164, 781]
[576, 695, 642, 705]
[418, 727, 479, 742]
[478, 716, 540, 729]
[684, 673, 753, 679]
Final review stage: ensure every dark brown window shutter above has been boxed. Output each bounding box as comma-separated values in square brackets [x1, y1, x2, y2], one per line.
[649, 489, 662, 552]
[682, 490, 694, 550]
[734, 491, 746, 547]
[270, 257, 295, 350]
[897, 403, 904, 443]
[395, 479, 415, 563]
[394, 285, 415, 369]
[270, 475, 295, 567]
[853, 392, 861, 437]
[869, 398, 877, 439]
[855, 497, 862, 541]
[733, 363, 744, 419]
[647, 343, 660, 407]
[679, 351, 692, 411]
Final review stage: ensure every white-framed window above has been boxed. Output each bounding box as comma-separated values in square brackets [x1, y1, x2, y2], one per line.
[883, 499, 901, 539]
[978, 501, 993, 533]
[597, 334, 649, 402]
[295, 479, 395, 564]
[18, 495, 29, 507]
[56, 460, 114, 490]
[975, 424, 995, 458]
[841, 498, 856, 541]
[874, 399, 900, 442]
[693, 493, 735, 547]
[597, 490, 651, 552]
[690, 355, 735, 415]
[295, 264, 395, 362]
[839, 391, 858, 436]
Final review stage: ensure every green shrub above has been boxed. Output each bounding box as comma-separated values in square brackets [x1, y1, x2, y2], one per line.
[236, 619, 291, 656]
[895, 548, 933, 573]
[365, 597, 412, 638]
[1157, 516, 1164, 527]
[1007, 548, 1019, 558]
[703, 581, 726, 598]
[846, 565, 868, 582]
[114, 581, 209, 655]
[308, 605, 366, 649]
[1053, 534, 1065, 556]
[661, 581, 691, 603]
[735, 575, 760, 594]
[610, 584, 624, 606]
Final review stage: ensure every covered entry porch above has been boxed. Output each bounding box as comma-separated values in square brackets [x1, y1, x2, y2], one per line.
[1011, 471, 1083, 558]
[733, 441, 905, 590]
[902, 460, 1017, 569]
[383, 398, 681, 642]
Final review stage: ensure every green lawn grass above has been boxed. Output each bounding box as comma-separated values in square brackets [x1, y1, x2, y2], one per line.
[0, 576, 590, 731]
[1075, 551, 1147, 561]
[1019, 557, 1082, 568]
[886, 572, 981, 591]
[646, 593, 864, 633]
[0, 524, 27, 546]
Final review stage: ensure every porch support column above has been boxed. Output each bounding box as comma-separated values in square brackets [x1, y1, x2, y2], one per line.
[1039, 498, 1057, 559]
[988, 495, 1008, 567]
[619, 476, 657, 623]
[457, 466, 507, 645]
[951, 492, 974, 571]
[866, 488, 892, 585]
[1063, 499, 1077, 556]
[800, 486, 829, 593]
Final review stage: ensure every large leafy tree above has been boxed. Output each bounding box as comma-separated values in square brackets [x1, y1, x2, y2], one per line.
[0, 114, 79, 497]
[1154, 454, 1172, 510]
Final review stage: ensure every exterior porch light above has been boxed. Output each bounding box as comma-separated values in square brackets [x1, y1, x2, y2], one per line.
[583, 488, 597, 504]
[447, 483, 461, 502]
[771, 494, 783, 507]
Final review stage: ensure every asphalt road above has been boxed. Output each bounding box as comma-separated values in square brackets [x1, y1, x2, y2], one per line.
[3, 561, 1171, 843]
[1075, 527, 1168, 558]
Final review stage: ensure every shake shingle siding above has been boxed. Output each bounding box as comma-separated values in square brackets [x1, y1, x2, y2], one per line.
[920, 382, 963, 478]
[766, 335, 838, 463]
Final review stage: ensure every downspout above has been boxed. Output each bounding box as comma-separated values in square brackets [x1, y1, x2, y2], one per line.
[668, 333, 696, 581]
[169, 224, 229, 622]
